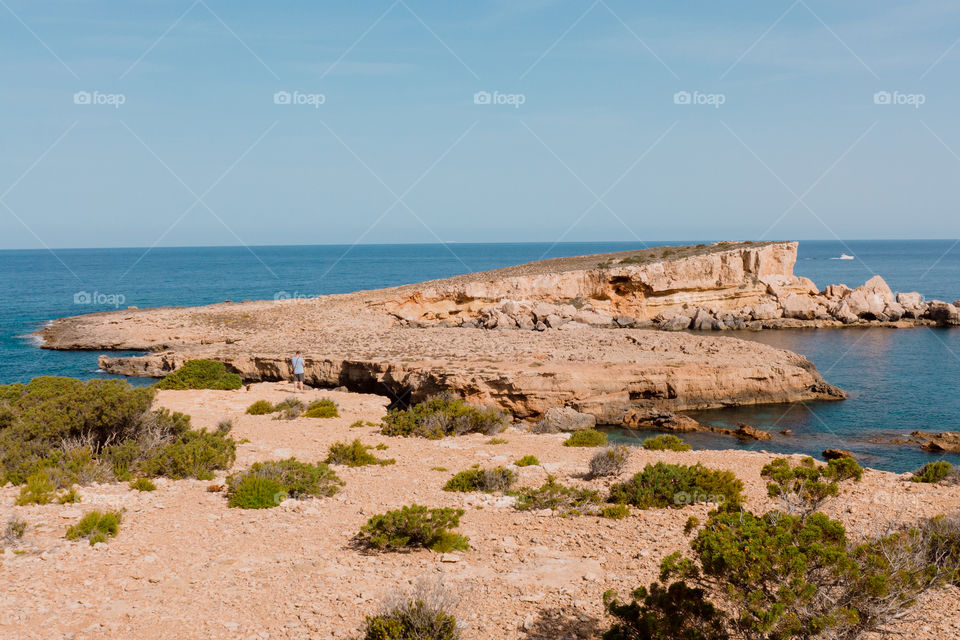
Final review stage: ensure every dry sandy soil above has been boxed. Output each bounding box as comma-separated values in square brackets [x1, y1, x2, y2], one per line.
[2, 383, 959, 640]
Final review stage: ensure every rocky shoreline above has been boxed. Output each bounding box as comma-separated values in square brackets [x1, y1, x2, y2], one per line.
[36, 243, 864, 430]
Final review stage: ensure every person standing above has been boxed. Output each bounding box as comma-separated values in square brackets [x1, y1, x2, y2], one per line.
[291, 351, 305, 392]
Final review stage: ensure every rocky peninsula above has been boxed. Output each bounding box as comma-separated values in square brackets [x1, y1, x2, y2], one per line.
[37, 242, 864, 428]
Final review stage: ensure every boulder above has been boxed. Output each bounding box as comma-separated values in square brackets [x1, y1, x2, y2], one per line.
[829, 301, 859, 324]
[861, 275, 895, 303]
[501, 300, 522, 316]
[734, 423, 772, 441]
[911, 431, 960, 454]
[750, 302, 781, 321]
[822, 448, 855, 461]
[531, 302, 556, 321]
[537, 407, 596, 432]
[614, 315, 637, 327]
[574, 309, 613, 326]
[659, 314, 692, 331]
[543, 314, 567, 328]
[823, 284, 852, 299]
[780, 294, 820, 320]
[882, 301, 905, 322]
[896, 292, 923, 308]
[926, 302, 960, 326]
[691, 308, 716, 331]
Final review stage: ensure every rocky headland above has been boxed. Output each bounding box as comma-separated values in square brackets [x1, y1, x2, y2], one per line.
[35, 242, 868, 430]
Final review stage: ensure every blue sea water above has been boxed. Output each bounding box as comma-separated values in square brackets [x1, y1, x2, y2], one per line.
[0, 240, 958, 472]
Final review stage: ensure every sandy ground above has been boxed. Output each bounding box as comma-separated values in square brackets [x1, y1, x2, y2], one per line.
[2, 383, 959, 640]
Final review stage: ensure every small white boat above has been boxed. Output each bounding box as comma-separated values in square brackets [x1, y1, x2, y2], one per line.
[830, 253, 855, 260]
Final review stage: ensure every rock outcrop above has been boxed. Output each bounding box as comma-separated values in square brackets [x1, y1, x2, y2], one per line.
[39, 243, 849, 427]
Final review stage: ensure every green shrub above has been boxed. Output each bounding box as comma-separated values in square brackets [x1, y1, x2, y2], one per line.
[486, 437, 507, 444]
[362, 582, 460, 640]
[608, 463, 743, 510]
[325, 440, 395, 467]
[642, 434, 691, 452]
[4, 516, 27, 542]
[15, 472, 56, 505]
[57, 488, 81, 503]
[226, 458, 342, 508]
[245, 400, 275, 415]
[380, 393, 507, 439]
[65, 510, 121, 546]
[761, 456, 862, 514]
[303, 399, 339, 419]
[156, 359, 242, 390]
[357, 505, 468, 552]
[129, 478, 156, 492]
[0, 377, 235, 488]
[514, 476, 602, 516]
[603, 581, 729, 640]
[514, 455, 540, 467]
[912, 460, 953, 484]
[589, 446, 630, 478]
[443, 467, 514, 493]
[140, 429, 236, 481]
[563, 429, 607, 447]
[601, 504, 630, 519]
[271, 396, 305, 420]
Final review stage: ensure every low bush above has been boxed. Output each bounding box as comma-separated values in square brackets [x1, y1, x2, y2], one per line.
[0, 378, 236, 488]
[129, 478, 156, 492]
[514, 455, 540, 467]
[486, 437, 507, 445]
[912, 460, 953, 484]
[603, 581, 729, 640]
[642, 434, 691, 452]
[362, 580, 460, 640]
[380, 393, 508, 439]
[139, 429, 236, 481]
[514, 476, 602, 516]
[357, 505, 468, 552]
[303, 399, 339, 419]
[325, 440, 395, 467]
[155, 359, 242, 390]
[608, 463, 743, 510]
[563, 429, 607, 447]
[57, 488, 81, 503]
[272, 397, 305, 420]
[761, 456, 862, 514]
[4, 516, 27, 543]
[245, 400, 274, 415]
[15, 472, 55, 505]
[589, 446, 630, 478]
[443, 467, 515, 493]
[601, 504, 630, 519]
[226, 458, 343, 508]
[66, 510, 121, 546]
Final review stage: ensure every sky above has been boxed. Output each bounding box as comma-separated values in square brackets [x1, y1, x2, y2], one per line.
[0, 0, 958, 249]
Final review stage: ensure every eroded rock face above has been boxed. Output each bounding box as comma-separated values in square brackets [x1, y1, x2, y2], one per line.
[39, 244, 848, 427]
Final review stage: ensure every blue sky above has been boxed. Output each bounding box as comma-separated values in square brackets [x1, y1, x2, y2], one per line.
[0, 0, 958, 248]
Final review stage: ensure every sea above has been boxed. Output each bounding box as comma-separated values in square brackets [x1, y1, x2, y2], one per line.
[1, 240, 958, 473]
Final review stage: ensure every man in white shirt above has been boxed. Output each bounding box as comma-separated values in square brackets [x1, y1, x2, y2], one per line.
[291, 351, 305, 392]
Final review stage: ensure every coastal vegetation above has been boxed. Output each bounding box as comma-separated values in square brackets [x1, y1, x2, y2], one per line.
[642, 434, 691, 451]
[608, 463, 744, 510]
[514, 476, 603, 516]
[155, 359, 242, 390]
[603, 469, 960, 640]
[129, 478, 156, 492]
[380, 393, 507, 439]
[304, 399, 339, 418]
[357, 505, 469, 552]
[245, 399, 274, 415]
[0, 377, 235, 488]
[442, 467, 515, 493]
[514, 455, 540, 467]
[911, 460, 955, 484]
[588, 446, 630, 478]
[226, 459, 342, 509]
[362, 582, 460, 640]
[65, 510, 121, 546]
[761, 456, 863, 514]
[325, 440, 395, 467]
[563, 429, 607, 447]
